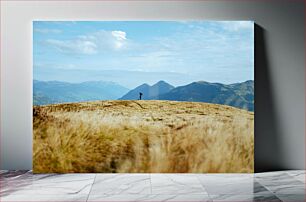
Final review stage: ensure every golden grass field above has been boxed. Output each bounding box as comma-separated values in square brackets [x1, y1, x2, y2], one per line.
[33, 100, 254, 173]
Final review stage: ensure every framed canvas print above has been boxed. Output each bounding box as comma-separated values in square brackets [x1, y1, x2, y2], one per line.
[33, 21, 254, 173]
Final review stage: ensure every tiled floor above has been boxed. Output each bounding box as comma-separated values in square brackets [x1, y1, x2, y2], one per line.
[0, 170, 305, 201]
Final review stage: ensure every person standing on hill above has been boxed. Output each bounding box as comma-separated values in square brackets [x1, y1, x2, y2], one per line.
[139, 92, 143, 100]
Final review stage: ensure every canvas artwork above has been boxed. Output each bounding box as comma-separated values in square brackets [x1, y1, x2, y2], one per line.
[33, 21, 254, 173]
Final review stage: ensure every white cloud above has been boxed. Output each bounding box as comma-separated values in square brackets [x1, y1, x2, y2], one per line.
[122, 21, 253, 74]
[35, 63, 77, 70]
[45, 30, 128, 54]
[34, 28, 62, 34]
[111, 31, 126, 40]
[221, 21, 254, 31]
[45, 39, 97, 54]
[127, 50, 176, 70]
[111, 31, 127, 49]
[78, 30, 128, 51]
[35, 22, 253, 85]
[90, 30, 128, 50]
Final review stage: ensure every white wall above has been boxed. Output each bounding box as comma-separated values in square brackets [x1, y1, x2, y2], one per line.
[1, 0, 304, 171]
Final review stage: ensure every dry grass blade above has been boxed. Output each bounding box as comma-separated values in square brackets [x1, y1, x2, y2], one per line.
[33, 100, 254, 173]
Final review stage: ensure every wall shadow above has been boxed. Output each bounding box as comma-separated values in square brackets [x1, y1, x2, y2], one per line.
[254, 24, 285, 172]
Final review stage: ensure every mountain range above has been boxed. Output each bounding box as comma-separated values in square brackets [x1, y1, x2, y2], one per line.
[33, 80, 129, 105]
[33, 80, 254, 111]
[119, 81, 175, 100]
[119, 80, 254, 111]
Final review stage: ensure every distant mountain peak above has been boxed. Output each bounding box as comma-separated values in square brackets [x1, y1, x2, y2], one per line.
[154, 80, 168, 85]
[156, 80, 254, 111]
[137, 83, 150, 88]
[192, 80, 209, 84]
[119, 81, 175, 100]
[243, 80, 254, 84]
[152, 80, 174, 88]
[33, 80, 129, 106]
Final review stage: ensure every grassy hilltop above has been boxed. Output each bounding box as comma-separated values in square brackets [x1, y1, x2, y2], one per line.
[33, 100, 254, 173]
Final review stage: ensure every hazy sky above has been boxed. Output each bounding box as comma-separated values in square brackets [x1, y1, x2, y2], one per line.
[33, 21, 254, 89]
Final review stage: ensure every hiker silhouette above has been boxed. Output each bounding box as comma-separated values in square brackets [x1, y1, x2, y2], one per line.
[139, 92, 143, 100]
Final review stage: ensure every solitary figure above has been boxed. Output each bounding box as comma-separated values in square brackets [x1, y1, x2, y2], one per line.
[139, 92, 143, 100]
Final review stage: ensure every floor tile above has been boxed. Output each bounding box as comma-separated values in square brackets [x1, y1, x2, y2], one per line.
[264, 183, 305, 195]
[255, 171, 294, 180]
[150, 174, 207, 195]
[88, 194, 211, 202]
[210, 194, 282, 202]
[1, 173, 96, 196]
[275, 194, 306, 202]
[142, 194, 211, 202]
[0, 170, 34, 183]
[198, 174, 270, 195]
[0, 194, 88, 201]
[1, 170, 306, 202]
[1, 171, 54, 196]
[256, 173, 305, 195]
[0, 170, 9, 175]
[90, 174, 151, 195]
[197, 173, 254, 185]
[286, 170, 306, 183]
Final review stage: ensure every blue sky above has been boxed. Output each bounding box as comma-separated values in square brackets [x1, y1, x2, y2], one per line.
[33, 21, 254, 89]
